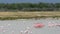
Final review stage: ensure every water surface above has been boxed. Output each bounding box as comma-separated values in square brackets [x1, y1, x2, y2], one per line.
[0, 18, 60, 34]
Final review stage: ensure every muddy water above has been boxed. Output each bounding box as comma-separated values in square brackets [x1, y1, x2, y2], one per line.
[0, 18, 60, 34]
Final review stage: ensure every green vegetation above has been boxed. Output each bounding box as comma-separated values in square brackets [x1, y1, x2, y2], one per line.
[0, 2, 60, 20]
[0, 2, 60, 11]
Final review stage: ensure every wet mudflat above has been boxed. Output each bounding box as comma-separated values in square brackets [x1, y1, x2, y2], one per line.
[0, 18, 60, 34]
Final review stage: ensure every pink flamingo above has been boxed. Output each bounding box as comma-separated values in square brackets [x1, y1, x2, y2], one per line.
[34, 23, 44, 28]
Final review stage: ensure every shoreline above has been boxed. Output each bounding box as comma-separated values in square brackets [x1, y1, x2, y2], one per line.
[0, 11, 60, 20]
[0, 16, 60, 20]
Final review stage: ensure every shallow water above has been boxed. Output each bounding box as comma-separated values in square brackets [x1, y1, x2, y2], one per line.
[0, 18, 60, 34]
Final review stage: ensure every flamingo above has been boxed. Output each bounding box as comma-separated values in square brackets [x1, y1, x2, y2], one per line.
[34, 23, 44, 28]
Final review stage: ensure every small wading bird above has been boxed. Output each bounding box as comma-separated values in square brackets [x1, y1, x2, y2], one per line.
[20, 27, 32, 34]
[24, 27, 32, 34]
[48, 23, 55, 27]
[24, 30, 29, 34]
[20, 31, 23, 34]
[48, 22, 60, 27]
[56, 24, 60, 27]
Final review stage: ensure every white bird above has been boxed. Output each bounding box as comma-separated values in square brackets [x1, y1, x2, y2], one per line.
[48, 22, 55, 27]
[20, 31, 23, 34]
[24, 30, 28, 34]
[56, 24, 60, 27]
[24, 27, 32, 34]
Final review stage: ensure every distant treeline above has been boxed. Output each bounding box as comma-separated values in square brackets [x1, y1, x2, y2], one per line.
[0, 2, 60, 11]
